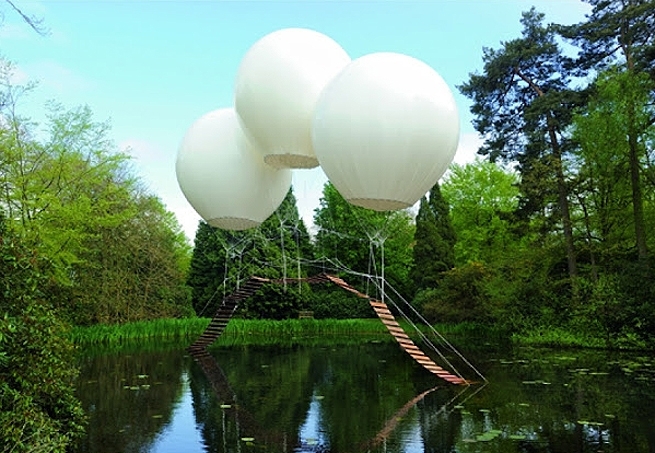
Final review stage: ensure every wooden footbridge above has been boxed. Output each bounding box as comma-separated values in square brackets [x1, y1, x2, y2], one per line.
[188, 273, 475, 386]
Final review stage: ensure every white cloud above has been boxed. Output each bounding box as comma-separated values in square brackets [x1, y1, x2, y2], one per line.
[120, 138, 164, 163]
[20, 59, 93, 96]
[293, 166, 328, 235]
[7, 64, 29, 85]
[453, 131, 483, 166]
[0, 23, 32, 40]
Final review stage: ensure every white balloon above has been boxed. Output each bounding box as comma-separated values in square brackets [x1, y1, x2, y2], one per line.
[176, 108, 292, 230]
[235, 28, 351, 169]
[312, 52, 460, 211]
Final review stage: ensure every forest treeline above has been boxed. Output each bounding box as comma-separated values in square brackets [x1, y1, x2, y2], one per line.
[1, 0, 654, 450]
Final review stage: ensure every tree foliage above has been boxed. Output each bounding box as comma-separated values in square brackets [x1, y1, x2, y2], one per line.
[313, 182, 415, 298]
[441, 159, 521, 265]
[561, 0, 655, 261]
[459, 8, 581, 284]
[0, 59, 192, 325]
[187, 188, 314, 319]
[0, 212, 86, 452]
[411, 182, 455, 292]
[456, 2, 655, 344]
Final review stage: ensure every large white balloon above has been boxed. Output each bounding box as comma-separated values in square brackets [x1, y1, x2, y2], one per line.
[176, 108, 292, 230]
[235, 28, 350, 169]
[312, 52, 460, 211]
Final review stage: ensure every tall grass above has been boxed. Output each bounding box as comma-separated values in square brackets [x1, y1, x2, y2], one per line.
[69, 318, 208, 348]
[71, 318, 393, 349]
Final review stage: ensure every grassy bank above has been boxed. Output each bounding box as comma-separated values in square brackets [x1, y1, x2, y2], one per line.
[512, 326, 652, 350]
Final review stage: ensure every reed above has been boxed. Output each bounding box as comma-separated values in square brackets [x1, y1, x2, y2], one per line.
[71, 317, 392, 349]
[69, 318, 210, 347]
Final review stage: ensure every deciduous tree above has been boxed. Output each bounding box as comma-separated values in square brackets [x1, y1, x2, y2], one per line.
[560, 0, 655, 261]
[441, 159, 520, 266]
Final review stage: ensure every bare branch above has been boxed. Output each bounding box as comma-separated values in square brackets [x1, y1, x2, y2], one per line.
[3, 0, 48, 36]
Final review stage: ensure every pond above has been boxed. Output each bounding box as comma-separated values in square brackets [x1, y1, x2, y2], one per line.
[73, 340, 655, 452]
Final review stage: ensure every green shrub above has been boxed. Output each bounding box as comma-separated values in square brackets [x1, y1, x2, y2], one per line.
[0, 214, 86, 451]
[416, 262, 492, 324]
[309, 286, 373, 319]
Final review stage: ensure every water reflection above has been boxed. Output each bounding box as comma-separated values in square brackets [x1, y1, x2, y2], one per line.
[74, 350, 188, 452]
[190, 347, 475, 452]
[74, 343, 655, 453]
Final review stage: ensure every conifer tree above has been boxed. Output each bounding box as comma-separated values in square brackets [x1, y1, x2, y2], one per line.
[411, 182, 456, 293]
[459, 8, 581, 283]
[186, 187, 314, 319]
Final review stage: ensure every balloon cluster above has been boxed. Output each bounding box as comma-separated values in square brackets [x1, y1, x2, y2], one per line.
[176, 28, 459, 231]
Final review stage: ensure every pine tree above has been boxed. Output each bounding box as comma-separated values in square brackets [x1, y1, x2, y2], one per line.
[411, 183, 456, 293]
[459, 8, 581, 283]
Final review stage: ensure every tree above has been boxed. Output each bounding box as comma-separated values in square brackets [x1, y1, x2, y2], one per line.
[572, 68, 654, 265]
[1, 0, 47, 35]
[560, 0, 655, 261]
[459, 8, 581, 286]
[411, 182, 456, 292]
[1, 61, 192, 325]
[441, 159, 521, 266]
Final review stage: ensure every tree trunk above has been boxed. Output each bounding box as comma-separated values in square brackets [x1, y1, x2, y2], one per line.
[548, 116, 579, 282]
[516, 70, 579, 282]
[627, 128, 648, 260]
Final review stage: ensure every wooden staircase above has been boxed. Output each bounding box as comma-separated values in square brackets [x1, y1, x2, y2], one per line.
[188, 276, 267, 352]
[323, 275, 468, 385]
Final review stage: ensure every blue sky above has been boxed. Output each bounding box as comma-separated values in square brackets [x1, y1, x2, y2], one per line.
[1, 0, 591, 240]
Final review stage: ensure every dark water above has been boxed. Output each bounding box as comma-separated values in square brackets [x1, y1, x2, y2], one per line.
[74, 341, 655, 453]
